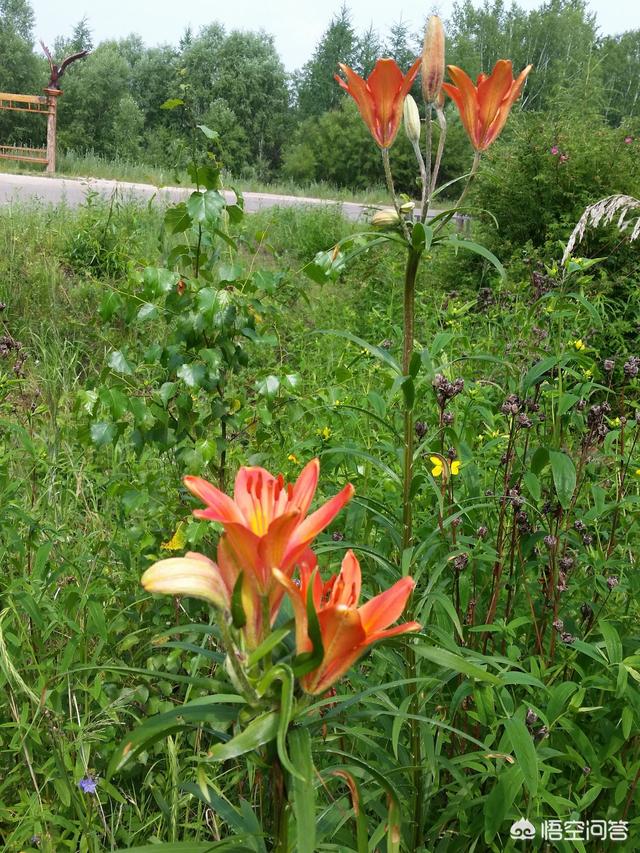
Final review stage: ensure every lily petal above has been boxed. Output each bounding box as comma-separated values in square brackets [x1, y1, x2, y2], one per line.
[141, 555, 229, 609]
[366, 621, 422, 643]
[328, 549, 362, 609]
[291, 458, 319, 517]
[358, 576, 415, 635]
[184, 475, 246, 525]
[287, 483, 355, 556]
[302, 604, 366, 695]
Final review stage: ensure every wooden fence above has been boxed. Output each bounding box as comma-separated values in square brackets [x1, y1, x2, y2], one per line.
[0, 88, 61, 173]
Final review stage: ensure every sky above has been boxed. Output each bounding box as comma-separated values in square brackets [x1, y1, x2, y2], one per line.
[30, 0, 640, 70]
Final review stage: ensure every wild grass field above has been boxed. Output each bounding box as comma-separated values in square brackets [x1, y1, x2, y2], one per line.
[1, 170, 639, 851]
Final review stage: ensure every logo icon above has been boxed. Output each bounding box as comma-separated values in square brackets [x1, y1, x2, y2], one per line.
[510, 818, 536, 840]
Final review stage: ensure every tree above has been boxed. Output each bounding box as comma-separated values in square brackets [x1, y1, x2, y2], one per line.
[385, 18, 419, 70]
[356, 25, 383, 77]
[182, 26, 290, 174]
[0, 0, 42, 143]
[0, 0, 34, 41]
[296, 4, 357, 118]
[600, 31, 640, 124]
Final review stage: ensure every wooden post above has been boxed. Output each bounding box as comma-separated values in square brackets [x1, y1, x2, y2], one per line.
[43, 87, 61, 174]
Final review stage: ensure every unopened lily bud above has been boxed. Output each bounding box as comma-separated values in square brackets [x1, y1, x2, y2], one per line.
[372, 208, 401, 227]
[403, 94, 421, 144]
[422, 15, 445, 104]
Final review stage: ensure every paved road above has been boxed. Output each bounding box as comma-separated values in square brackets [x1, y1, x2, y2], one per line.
[0, 171, 380, 221]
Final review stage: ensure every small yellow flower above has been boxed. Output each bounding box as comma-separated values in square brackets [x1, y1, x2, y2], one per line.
[583, 368, 593, 378]
[430, 456, 444, 476]
[288, 453, 300, 464]
[573, 339, 586, 351]
[333, 399, 343, 407]
[635, 468, 640, 477]
[430, 456, 461, 477]
[161, 523, 186, 551]
[317, 426, 332, 440]
[611, 417, 621, 428]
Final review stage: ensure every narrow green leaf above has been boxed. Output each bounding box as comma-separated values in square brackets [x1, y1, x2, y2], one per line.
[207, 711, 279, 761]
[504, 716, 538, 796]
[231, 573, 247, 629]
[446, 235, 506, 278]
[313, 329, 401, 374]
[415, 646, 500, 684]
[289, 729, 316, 852]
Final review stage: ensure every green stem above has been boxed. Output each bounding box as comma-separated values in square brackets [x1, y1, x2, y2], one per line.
[381, 147, 410, 241]
[402, 247, 424, 851]
[402, 248, 420, 552]
[453, 151, 481, 214]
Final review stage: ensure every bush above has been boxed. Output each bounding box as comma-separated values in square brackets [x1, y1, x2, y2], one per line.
[471, 105, 640, 253]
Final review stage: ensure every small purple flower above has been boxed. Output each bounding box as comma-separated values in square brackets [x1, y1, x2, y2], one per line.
[625, 136, 633, 144]
[550, 145, 559, 155]
[78, 776, 98, 794]
[607, 576, 619, 591]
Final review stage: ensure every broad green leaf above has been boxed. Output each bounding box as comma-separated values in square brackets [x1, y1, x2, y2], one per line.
[600, 621, 623, 665]
[523, 471, 541, 502]
[187, 190, 225, 224]
[164, 203, 192, 234]
[504, 716, 538, 796]
[108, 349, 133, 375]
[160, 98, 184, 109]
[177, 363, 206, 388]
[90, 421, 116, 447]
[549, 450, 576, 509]
[522, 356, 562, 392]
[197, 124, 220, 140]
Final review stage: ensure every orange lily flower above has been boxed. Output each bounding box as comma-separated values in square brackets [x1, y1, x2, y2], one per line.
[442, 60, 532, 151]
[275, 550, 421, 695]
[143, 460, 353, 650]
[335, 57, 421, 149]
[184, 459, 354, 596]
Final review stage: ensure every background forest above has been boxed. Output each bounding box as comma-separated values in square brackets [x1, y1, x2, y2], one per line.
[1, 0, 639, 192]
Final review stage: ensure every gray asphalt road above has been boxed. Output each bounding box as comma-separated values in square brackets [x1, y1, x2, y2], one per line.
[0, 171, 377, 221]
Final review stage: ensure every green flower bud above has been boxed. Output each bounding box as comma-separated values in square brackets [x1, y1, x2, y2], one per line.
[403, 94, 421, 144]
[372, 208, 401, 227]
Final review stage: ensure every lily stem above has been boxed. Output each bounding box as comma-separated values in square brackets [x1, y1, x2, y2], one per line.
[382, 147, 410, 241]
[217, 614, 259, 705]
[402, 246, 425, 852]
